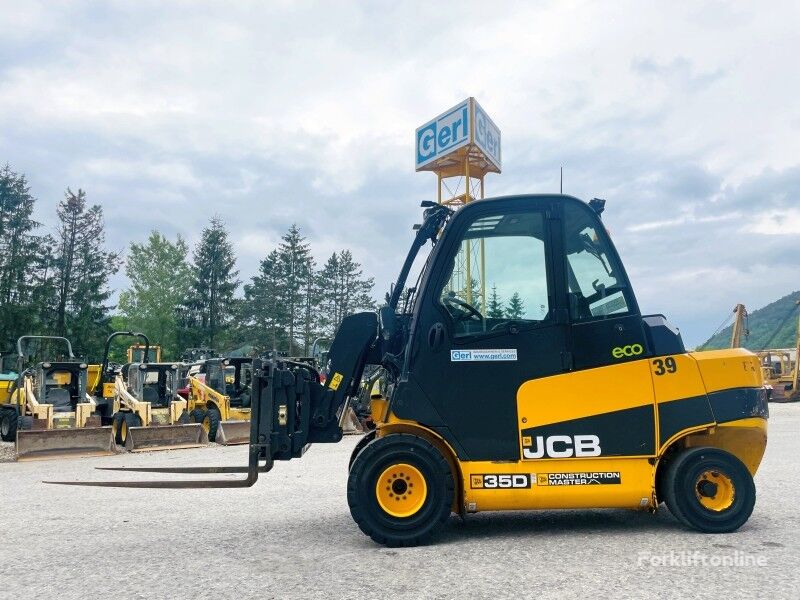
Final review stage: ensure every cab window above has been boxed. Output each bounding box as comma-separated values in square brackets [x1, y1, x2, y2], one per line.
[563, 202, 633, 320]
[438, 210, 550, 337]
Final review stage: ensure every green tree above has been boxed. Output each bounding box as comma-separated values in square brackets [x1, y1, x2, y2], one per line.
[277, 225, 314, 355]
[0, 165, 44, 347]
[241, 249, 289, 352]
[187, 217, 239, 348]
[486, 284, 504, 319]
[505, 292, 525, 320]
[117, 231, 192, 358]
[317, 250, 375, 337]
[51, 188, 119, 358]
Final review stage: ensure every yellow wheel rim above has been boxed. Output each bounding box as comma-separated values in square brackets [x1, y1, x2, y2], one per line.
[201, 416, 211, 433]
[375, 463, 427, 518]
[695, 470, 735, 511]
[121, 421, 127, 442]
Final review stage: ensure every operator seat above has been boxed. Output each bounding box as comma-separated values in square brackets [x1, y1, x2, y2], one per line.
[46, 388, 73, 413]
[142, 385, 161, 406]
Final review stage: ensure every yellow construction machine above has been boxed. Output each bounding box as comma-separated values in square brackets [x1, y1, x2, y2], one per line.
[52, 195, 770, 546]
[187, 357, 252, 445]
[0, 336, 114, 460]
[128, 344, 161, 363]
[110, 362, 207, 451]
[757, 301, 799, 403]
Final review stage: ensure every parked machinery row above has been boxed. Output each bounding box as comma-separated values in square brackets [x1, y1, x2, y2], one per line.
[0, 333, 279, 460]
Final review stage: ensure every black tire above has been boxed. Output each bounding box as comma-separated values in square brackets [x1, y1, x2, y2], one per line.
[347, 433, 454, 547]
[177, 410, 190, 425]
[121, 412, 142, 445]
[1, 410, 18, 442]
[203, 408, 221, 442]
[349, 430, 377, 471]
[112, 412, 125, 445]
[19, 416, 34, 430]
[664, 447, 755, 533]
[189, 408, 206, 424]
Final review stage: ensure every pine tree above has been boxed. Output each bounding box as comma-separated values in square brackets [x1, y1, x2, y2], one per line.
[187, 217, 240, 348]
[118, 231, 192, 358]
[487, 284, 505, 319]
[50, 188, 119, 357]
[505, 292, 525, 320]
[317, 250, 375, 337]
[241, 249, 289, 352]
[0, 165, 46, 347]
[277, 225, 314, 355]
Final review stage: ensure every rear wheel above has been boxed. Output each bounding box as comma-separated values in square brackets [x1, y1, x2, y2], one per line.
[664, 447, 755, 533]
[112, 412, 125, 444]
[203, 408, 221, 442]
[0, 410, 18, 442]
[347, 433, 454, 547]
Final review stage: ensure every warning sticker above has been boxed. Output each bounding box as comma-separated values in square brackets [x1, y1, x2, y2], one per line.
[328, 372, 344, 391]
[536, 472, 621, 486]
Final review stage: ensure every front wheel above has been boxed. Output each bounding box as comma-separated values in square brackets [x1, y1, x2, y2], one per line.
[202, 408, 221, 442]
[663, 447, 756, 533]
[120, 412, 142, 446]
[0, 410, 18, 442]
[347, 433, 454, 547]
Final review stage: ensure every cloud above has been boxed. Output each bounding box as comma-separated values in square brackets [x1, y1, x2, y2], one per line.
[1, 1, 799, 348]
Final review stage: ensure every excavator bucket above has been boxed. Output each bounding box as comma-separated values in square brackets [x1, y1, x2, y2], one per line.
[215, 420, 251, 445]
[125, 423, 208, 452]
[16, 427, 115, 461]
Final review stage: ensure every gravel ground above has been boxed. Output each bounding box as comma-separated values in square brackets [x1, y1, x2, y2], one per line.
[0, 404, 798, 600]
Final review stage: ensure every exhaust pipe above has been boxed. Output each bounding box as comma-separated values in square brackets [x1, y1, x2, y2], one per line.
[125, 423, 208, 452]
[16, 427, 115, 461]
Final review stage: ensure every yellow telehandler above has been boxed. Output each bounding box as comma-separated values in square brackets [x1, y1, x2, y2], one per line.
[52, 195, 770, 546]
[0, 336, 114, 460]
[187, 357, 252, 445]
[110, 362, 207, 451]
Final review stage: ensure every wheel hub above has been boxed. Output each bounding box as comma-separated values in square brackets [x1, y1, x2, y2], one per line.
[695, 470, 735, 512]
[375, 463, 427, 518]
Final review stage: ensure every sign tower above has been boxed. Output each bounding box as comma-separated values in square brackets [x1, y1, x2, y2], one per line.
[415, 97, 502, 311]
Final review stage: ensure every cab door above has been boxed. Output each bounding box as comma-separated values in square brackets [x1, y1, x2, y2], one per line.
[398, 198, 570, 461]
[517, 200, 657, 460]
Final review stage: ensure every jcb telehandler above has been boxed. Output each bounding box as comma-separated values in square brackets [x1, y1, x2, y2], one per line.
[1, 336, 114, 460]
[186, 357, 253, 444]
[110, 362, 207, 451]
[54, 195, 769, 547]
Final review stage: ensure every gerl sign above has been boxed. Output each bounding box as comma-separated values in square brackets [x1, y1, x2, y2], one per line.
[415, 97, 501, 172]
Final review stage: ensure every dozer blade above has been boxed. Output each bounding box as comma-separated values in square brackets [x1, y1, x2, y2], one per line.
[125, 423, 208, 452]
[215, 420, 251, 445]
[16, 427, 115, 461]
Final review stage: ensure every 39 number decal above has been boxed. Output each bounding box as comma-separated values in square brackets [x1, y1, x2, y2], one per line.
[652, 356, 677, 376]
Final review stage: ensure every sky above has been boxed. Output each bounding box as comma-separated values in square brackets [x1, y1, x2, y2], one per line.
[1, 1, 799, 348]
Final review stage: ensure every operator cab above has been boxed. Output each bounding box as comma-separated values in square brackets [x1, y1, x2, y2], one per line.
[36, 363, 89, 413]
[387, 194, 684, 461]
[204, 358, 253, 408]
[126, 363, 180, 407]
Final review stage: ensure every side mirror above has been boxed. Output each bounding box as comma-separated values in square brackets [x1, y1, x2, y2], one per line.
[379, 306, 398, 341]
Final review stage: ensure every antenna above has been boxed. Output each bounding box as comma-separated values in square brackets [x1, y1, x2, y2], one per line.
[560, 166, 563, 194]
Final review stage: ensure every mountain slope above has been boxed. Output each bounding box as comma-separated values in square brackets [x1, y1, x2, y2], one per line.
[700, 291, 800, 350]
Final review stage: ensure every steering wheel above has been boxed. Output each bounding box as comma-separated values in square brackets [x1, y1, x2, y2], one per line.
[443, 294, 483, 322]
